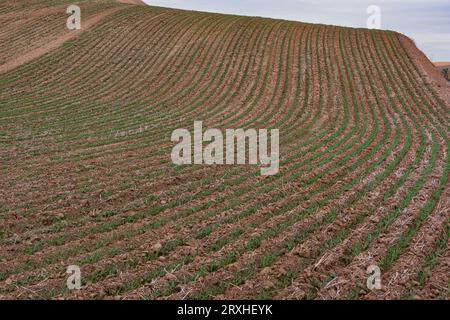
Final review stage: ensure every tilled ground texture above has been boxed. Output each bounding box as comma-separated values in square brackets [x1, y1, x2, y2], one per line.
[0, 0, 449, 300]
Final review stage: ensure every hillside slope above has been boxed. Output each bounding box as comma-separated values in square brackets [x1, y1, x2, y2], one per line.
[0, 0, 449, 300]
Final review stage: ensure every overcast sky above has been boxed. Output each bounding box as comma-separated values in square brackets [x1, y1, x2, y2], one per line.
[143, 0, 450, 61]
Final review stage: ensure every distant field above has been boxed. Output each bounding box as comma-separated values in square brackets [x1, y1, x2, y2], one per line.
[0, 0, 448, 300]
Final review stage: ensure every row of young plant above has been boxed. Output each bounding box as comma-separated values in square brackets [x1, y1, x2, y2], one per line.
[285, 27, 448, 300]
[0, 11, 298, 292]
[7, 20, 312, 296]
[0, 8, 243, 230]
[2, 5, 447, 299]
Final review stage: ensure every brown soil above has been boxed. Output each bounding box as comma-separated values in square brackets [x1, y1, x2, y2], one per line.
[0, 7, 124, 74]
[0, 2, 448, 301]
[118, 0, 146, 5]
[396, 33, 450, 106]
[433, 62, 450, 68]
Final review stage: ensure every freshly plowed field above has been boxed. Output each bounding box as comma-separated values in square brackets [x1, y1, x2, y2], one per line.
[0, 0, 449, 300]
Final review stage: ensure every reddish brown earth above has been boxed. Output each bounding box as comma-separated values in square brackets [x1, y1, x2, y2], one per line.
[0, 7, 124, 74]
[118, 0, 146, 4]
[0, 0, 448, 300]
